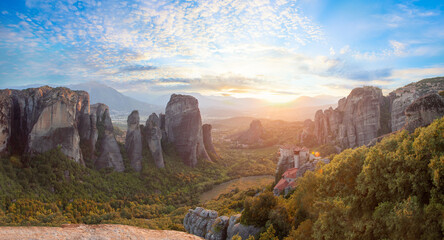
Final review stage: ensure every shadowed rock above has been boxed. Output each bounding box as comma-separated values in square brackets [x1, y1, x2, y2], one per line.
[202, 124, 218, 161]
[91, 103, 125, 172]
[146, 113, 165, 168]
[237, 120, 264, 144]
[165, 94, 210, 167]
[125, 110, 142, 171]
[404, 93, 444, 132]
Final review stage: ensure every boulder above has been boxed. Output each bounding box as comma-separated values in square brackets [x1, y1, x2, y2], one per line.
[404, 93, 444, 132]
[145, 113, 165, 168]
[91, 103, 125, 172]
[183, 207, 231, 240]
[165, 94, 210, 167]
[125, 110, 142, 171]
[227, 214, 261, 240]
[202, 124, 218, 161]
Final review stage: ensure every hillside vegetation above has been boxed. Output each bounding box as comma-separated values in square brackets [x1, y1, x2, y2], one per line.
[208, 117, 444, 239]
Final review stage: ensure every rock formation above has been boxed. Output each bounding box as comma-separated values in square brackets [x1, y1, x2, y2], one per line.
[165, 94, 210, 167]
[91, 103, 125, 172]
[237, 120, 264, 145]
[184, 207, 259, 240]
[125, 110, 142, 171]
[0, 87, 88, 164]
[202, 124, 219, 161]
[404, 93, 444, 132]
[145, 113, 165, 168]
[302, 77, 444, 149]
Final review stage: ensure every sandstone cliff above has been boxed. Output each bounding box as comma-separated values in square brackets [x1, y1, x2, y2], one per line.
[91, 103, 125, 172]
[0, 86, 125, 172]
[145, 113, 165, 168]
[165, 94, 210, 167]
[202, 124, 219, 161]
[303, 77, 444, 149]
[403, 93, 444, 132]
[236, 120, 264, 145]
[125, 110, 142, 171]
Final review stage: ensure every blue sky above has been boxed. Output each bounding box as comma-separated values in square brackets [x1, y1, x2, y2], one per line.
[0, 0, 443, 102]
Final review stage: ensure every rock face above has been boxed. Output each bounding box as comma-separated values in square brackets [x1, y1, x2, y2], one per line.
[202, 124, 219, 161]
[91, 103, 125, 172]
[145, 113, 165, 168]
[165, 94, 210, 167]
[404, 93, 444, 132]
[226, 214, 261, 240]
[125, 110, 142, 171]
[389, 78, 444, 131]
[303, 77, 444, 149]
[295, 158, 330, 179]
[0, 87, 89, 164]
[237, 120, 264, 145]
[184, 208, 259, 240]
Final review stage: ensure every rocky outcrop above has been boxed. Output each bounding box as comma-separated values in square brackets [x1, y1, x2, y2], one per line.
[389, 77, 444, 131]
[404, 93, 444, 132]
[145, 113, 165, 168]
[227, 214, 261, 240]
[184, 208, 259, 240]
[295, 158, 330, 179]
[0, 87, 90, 164]
[91, 103, 125, 172]
[303, 77, 444, 149]
[165, 94, 210, 167]
[125, 110, 142, 171]
[237, 120, 264, 145]
[202, 124, 219, 161]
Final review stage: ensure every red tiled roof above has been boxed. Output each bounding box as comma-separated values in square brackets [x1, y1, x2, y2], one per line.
[282, 168, 298, 179]
[274, 179, 289, 191]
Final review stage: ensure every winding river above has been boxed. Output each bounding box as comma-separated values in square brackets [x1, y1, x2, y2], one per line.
[199, 175, 274, 203]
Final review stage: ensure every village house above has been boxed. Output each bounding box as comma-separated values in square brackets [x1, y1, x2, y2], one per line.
[273, 168, 298, 196]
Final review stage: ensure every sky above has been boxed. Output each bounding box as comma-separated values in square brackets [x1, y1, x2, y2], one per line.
[0, 0, 443, 103]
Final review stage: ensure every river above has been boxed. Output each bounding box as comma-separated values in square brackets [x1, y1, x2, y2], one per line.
[199, 175, 274, 203]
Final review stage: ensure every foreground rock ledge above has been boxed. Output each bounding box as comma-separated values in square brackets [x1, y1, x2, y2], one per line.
[0, 224, 203, 240]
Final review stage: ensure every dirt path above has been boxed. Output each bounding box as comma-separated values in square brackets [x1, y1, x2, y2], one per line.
[0, 224, 202, 240]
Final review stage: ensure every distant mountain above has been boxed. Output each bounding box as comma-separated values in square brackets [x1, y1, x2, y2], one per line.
[70, 82, 162, 116]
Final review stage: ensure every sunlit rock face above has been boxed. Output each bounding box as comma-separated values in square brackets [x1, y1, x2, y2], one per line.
[125, 110, 142, 172]
[305, 78, 444, 150]
[202, 124, 218, 161]
[145, 113, 165, 168]
[0, 87, 88, 164]
[404, 93, 444, 132]
[165, 94, 210, 167]
[312, 86, 384, 149]
[91, 103, 125, 172]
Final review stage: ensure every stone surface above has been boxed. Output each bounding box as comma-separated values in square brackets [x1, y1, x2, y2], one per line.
[226, 214, 261, 240]
[145, 113, 165, 168]
[237, 120, 264, 145]
[125, 110, 142, 171]
[91, 103, 125, 172]
[165, 94, 210, 167]
[184, 208, 259, 240]
[404, 93, 444, 132]
[389, 78, 444, 131]
[0, 87, 88, 164]
[303, 78, 444, 150]
[202, 124, 218, 161]
[295, 158, 330, 179]
[0, 224, 203, 240]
